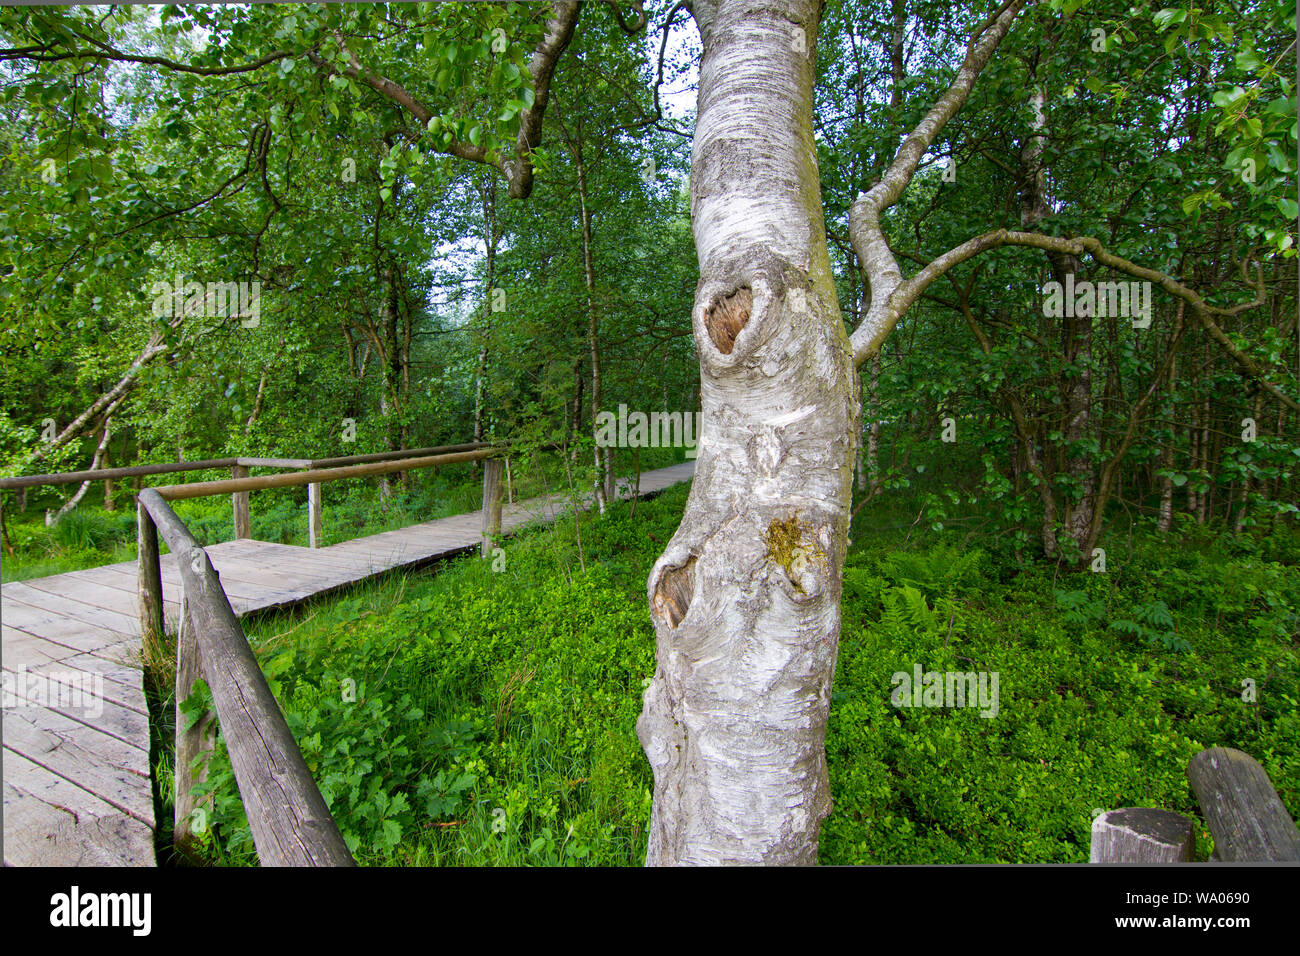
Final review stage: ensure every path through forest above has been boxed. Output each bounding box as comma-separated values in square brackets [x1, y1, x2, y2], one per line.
[1, 460, 696, 866]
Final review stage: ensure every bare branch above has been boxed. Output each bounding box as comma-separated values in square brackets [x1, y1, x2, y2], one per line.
[848, 0, 1027, 361]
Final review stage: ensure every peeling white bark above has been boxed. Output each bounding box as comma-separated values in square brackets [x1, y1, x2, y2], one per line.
[637, 0, 858, 866]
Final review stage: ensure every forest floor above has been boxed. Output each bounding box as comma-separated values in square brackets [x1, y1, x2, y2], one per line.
[136, 479, 1299, 866]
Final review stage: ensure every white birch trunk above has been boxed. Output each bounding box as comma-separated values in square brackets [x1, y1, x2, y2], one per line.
[636, 0, 858, 865]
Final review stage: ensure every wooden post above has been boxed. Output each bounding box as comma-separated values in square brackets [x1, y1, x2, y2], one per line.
[308, 482, 323, 548]
[481, 458, 504, 557]
[173, 592, 215, 861]
[231, 464, 251, 539]
[1188, 747, 1300, 861]
[136, 498, 164, 649]
[103, 440, 114, 511]
[1090, 808, 1195, 862]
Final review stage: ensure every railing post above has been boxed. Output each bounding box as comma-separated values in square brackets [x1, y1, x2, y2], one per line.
[136, 498, 164, 649]
[481, 457, 504, 557]
[1089, 808, 1195, 862]
[173, 591, 215, 861]
[231, 464, 251, 539]
[308, 481, 323, 548]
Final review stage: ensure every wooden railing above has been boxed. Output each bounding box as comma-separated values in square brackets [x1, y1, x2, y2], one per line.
[0, 441, 495, 548]
[132, 442, 511, 866]
[138, 488, 355, 866]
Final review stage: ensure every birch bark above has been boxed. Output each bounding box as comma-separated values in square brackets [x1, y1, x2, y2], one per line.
[637, 0, 858, 865]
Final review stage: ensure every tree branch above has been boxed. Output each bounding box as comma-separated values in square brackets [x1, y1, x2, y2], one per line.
[856, 227, 1300, 413]
[848, 0, 1027, 362]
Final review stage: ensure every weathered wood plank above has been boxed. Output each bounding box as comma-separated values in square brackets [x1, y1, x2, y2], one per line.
[2, 752, 154, 867]
[7, 669, 150, 753]
[20, 575, 141, 618]
[0, 604, 131, 656]
[0, 590, 139, 642]
[2, 625, 81, 666]
[3, 707, 152, 822]
[1188, 747, 1300, 861]
[6, 660, 145, 717]
[87, 561, 261, 605]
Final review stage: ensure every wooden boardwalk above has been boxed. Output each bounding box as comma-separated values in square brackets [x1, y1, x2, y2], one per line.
[1, 460, 694, 866]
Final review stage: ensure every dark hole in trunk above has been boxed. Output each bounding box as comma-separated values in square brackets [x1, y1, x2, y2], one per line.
[653, 555, 697, 628]
[705, 287, 753, 355]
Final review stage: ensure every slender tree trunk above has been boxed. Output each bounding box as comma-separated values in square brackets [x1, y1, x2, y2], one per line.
[1197, 390, 1211, 524]
[379, 264, 403, 498]
[244, 365, 268, 439]
[472, 175, 499, 459]
[51, 415, 112, 525]
[637, 0, 857, 865]
[102, 431, 114, 512]
[1157, 345, 1177, 533]
[1233, 391, 1261, 533]
[575, 147, 611, 513]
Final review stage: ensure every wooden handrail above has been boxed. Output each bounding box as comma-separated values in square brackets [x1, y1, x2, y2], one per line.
[308, 442, 494, 469]
[0, 442, 504, 490]
[0, 457, 241, 489]
[153, 447, 502, 500]
[137, 489, 355, 867]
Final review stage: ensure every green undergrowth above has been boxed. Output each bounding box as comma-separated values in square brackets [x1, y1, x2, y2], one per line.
[155, 482, 1299, 865]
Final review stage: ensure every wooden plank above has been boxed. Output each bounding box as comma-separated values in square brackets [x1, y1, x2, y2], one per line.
[52, 566, 187, 612]
[2, 624, 141, 676]
[7, 669, 150, 753]
[6, 660, 146, 717]
[0, 605, 131, 657]
[20, 575, 140, 618]
[3, 706, 152, 823]
[205, 539, 370, 575]
[205, 557, 346, 596]
[91, 561, 266, 605]
[2, 585, 140, 637]
[2, 752, 154, 867]
[224, 541, 376, 574]
[2, 625, 81, 667]
[1188, 747, 1300, 861]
